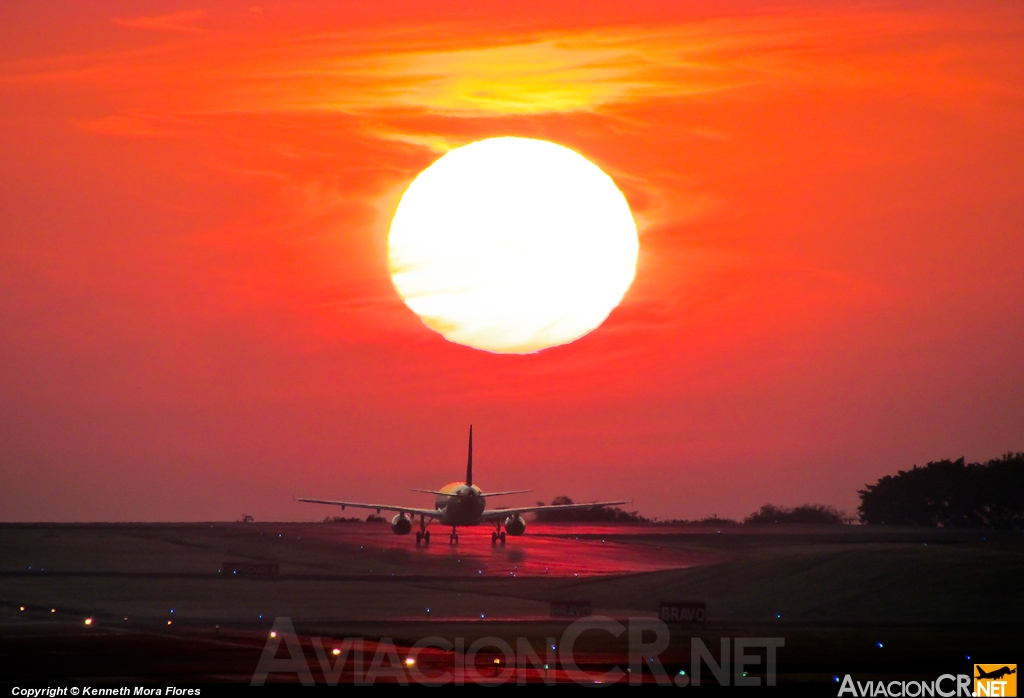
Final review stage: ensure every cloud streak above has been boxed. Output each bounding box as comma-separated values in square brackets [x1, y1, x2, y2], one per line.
[209, 10, 1018, 119]
[112, 10, 211, 34]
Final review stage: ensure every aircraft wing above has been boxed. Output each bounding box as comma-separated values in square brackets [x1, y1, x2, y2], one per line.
[295, 497, 442, 519]
[480, 500, 630, 521]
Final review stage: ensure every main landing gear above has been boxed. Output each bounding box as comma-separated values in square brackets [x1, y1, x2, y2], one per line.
[415, 515, 431, 546]
[449, 527, 459, 545]
[491, 530, 506, 546]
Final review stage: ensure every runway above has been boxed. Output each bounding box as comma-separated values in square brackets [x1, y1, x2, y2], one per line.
[1, 521, 1020, 684]
[257, 521, 723, 577]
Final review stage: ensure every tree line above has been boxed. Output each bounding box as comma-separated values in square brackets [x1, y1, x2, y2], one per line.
[858, 452, 1023, 528]
[533, 497, 850, 525]
[537, 451, 1022, 529]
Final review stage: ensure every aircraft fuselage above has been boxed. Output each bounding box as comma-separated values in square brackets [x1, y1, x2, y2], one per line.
[436, 482, 487, 526]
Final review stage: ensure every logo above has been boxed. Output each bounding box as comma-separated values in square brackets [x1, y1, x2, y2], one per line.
[251, 616, 784, 686]
[975, 665, 1017, 697]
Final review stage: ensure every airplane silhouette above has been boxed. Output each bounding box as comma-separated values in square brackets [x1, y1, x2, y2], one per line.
[297, 426, 629, 545]
[976, 666, 1016, 681]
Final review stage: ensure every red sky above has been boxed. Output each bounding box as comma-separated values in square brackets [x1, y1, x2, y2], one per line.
[2, 0, 1023, 521]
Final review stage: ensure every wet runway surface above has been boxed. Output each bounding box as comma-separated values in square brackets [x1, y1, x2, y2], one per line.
[276, 522, 722, 578]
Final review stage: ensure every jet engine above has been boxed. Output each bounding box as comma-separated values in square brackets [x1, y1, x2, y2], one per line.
[390, 514, 412, 535]
[504, 515, 526, 536]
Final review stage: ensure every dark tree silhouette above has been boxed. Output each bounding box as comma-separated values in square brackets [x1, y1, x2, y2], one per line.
[744, 504, 848, 525]
[534, 496, 650, 523]
[858, 453, 1024, 528]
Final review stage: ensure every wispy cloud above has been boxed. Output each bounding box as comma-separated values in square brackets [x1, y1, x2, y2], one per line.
[209, 10, 1015, 119]
[8, 9, 1017, 117]
[75, 114, 180, 137]
[112, 10, 211, 34]
[7, 5, 1019, 248]
[220, 27, 761, 117]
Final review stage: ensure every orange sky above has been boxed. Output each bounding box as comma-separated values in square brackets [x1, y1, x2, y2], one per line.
[2, 0, 1023, 521]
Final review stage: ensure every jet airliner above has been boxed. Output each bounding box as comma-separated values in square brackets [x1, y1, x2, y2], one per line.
[297, 426, 629, 545]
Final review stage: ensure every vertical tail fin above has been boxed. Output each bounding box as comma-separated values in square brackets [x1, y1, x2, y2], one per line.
[466, 425, 473, 487]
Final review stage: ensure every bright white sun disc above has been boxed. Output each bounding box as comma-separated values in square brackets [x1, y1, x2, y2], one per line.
[388, 137, 638, 353]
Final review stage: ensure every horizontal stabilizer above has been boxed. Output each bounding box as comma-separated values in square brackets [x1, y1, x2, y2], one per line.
[410, 488, 531, 497]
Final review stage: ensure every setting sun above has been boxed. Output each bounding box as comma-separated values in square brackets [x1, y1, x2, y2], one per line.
[387, 137, 639, 353]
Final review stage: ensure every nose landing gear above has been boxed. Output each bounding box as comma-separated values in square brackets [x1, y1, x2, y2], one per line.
[449, 527, 459, 545]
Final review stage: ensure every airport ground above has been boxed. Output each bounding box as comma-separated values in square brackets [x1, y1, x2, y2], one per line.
[0, 521, 1020, 687]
